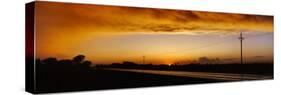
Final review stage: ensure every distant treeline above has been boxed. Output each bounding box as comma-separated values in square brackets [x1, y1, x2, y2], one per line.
[35, 55, 97, 93]
[96, 61, 273, 75]
[36, 55, 273, 77]
[33, 55, 273, 93]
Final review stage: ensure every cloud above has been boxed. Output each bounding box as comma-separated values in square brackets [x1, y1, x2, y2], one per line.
[36, 1, 274, 36]
[34, 1, 274, 59]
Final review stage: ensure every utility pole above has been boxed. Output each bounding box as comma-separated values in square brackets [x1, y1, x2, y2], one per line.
[239, 32, 244, 65]
[143, 56, 145, 64]
[238, 32, 244, 80]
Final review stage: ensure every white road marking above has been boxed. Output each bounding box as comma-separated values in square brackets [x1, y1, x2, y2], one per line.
[105, 68, 273, 81]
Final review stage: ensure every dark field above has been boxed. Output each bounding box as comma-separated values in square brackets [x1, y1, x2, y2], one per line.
[31, 57, 273, 93]
[97, 62, 274, 75]
[36, 68, 223, 93]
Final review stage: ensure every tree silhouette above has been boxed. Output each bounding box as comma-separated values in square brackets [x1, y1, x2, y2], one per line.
[72, 55, 85, 64]
[81, 60, 92, 68]
[42, 57, 57, 64]
[58, 59, 73, 65]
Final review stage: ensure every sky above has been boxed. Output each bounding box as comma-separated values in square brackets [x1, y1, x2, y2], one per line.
[34, 1, 273, 64]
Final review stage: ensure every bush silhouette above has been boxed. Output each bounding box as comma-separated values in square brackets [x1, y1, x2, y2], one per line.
[81, 60, 92, 67]
[72, 55, 85, 64]
[58, 59, 73, 65]
[42, 57, 57, 64]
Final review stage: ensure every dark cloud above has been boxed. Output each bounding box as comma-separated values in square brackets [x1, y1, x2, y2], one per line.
[36, 1, 274, 35]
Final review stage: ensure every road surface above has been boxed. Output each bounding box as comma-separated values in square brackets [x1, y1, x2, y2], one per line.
[105, 68, 273, 81]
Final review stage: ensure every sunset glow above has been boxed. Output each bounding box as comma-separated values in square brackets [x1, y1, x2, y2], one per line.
[34, 1, 273, 64]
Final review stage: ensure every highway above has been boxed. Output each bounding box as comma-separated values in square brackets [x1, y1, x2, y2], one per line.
[106, 68, 273, 81]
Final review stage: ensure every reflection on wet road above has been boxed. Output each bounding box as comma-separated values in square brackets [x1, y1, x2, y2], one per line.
[106, 68, 273, 81]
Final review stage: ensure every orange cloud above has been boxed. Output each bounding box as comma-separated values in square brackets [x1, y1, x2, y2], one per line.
[33, 1, 273, 63]
[35, 1, 273, 35]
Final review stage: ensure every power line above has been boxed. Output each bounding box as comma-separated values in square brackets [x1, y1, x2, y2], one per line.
[125, 32, 272, 63]
[147, 32, 272, 57]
